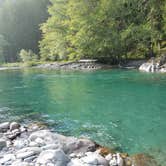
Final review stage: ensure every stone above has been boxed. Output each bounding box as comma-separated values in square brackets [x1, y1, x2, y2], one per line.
[10, 122, 20, 131]
[109, 157, 117, 166]
[16, 147, 42, 154]
[11, 160, 33, 166]
[81, 153, 109, 166]
[16, 151, 36, 159]
[35, 137, 45, 146]
[5, 129, 21, 139]
[63, 137, 96, 154]
[29, 130, 57, 143]
[16, 147, 41, 161]
[29, 141, 39, 147]
[0, 138, 6, 150]
[0, 122, 10, 132]
[24, 155, 36, 163]
[41, 143, 60, 150]
[117, 153, 124, 166]
[105, 154, 113, 161]
[67, 158, 84, 166]
[36, 149, 70, 165]
[0, 154, 16, 164]
[14, 139, 28, 149]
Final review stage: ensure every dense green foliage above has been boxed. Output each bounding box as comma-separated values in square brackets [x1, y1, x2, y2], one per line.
[0, 0, 166, 64]
[40, 0, 166, 63]
[19, 49, 38, 63]
[0, 0, 48, 63]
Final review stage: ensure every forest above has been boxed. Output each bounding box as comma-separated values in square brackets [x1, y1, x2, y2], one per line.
[0, 0, 166, 64]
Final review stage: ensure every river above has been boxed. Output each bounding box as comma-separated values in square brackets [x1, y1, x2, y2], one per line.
[0, 69, 165, 164]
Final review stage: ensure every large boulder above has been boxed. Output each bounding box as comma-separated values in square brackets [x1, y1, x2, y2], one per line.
[29, 130, 96, 154]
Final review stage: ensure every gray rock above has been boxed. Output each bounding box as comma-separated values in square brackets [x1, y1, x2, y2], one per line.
[10, 122, 20, 131]
[36, 149, 70, 165]
[41, 143, 60, 150]
[16, 147, 42, 154]
[5, 129, 21, 139]
[81, 153, 109, 166]
[16, 151, 36, 159]
[16, 147, 41, 160]
[0, 122, 10, 132]
[11, 160, 33, 166]
[105, 154, 113, 161]
[0, 138, 6, 150]
[67, 158, 84, 166]
[24, 155, 37, 163]
[0, 154, 16, 164]
[63, 137, 96, 154]
[14, 139, 28, 149]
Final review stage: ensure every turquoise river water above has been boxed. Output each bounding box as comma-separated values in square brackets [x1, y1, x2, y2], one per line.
[0, 69, 165, 164]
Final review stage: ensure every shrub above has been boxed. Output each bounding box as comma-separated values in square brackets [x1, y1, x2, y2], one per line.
[19, 49, 38, 62]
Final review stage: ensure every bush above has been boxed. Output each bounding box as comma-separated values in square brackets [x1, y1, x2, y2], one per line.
[19, 49, 38, 62]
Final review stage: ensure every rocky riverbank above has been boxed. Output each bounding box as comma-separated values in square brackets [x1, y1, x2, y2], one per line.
[0, 121, 158, 166]
[36, 60, 111, 70]
[139, 54, 166, 73]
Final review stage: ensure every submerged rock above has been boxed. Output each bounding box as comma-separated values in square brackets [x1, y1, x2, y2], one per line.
[131, 153, 158, 166]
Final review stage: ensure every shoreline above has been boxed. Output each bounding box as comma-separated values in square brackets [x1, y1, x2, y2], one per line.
[0, 59, 145, 71]
[0, 121, 158, 166]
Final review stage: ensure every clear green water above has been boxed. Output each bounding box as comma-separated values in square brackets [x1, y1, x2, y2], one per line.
[0, 69, 166, 164]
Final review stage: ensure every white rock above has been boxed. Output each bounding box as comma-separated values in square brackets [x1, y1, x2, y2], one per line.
[36, 149, 70, 165]
[10, 122, 20, 131]
[81, 153, 109, 166]
[16, 151, 36, 159]
[0, 154, 15, 164]
[0, 122, 10, 132]
[67, 158, 84, 166]
[17, 147, 41, 154]
[35, 137, 45, 146]
[29, 141, 38, 147]
[14, 139, 28, 149]
[41, 143, 61, 150]
[117, 153, 123, 166]
[109, 157, 117, 166]
[105, 154, 113, 161]
[11, 160, 33, 166]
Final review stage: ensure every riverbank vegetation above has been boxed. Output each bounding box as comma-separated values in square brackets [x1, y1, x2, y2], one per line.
[0, 0, 166, 65]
